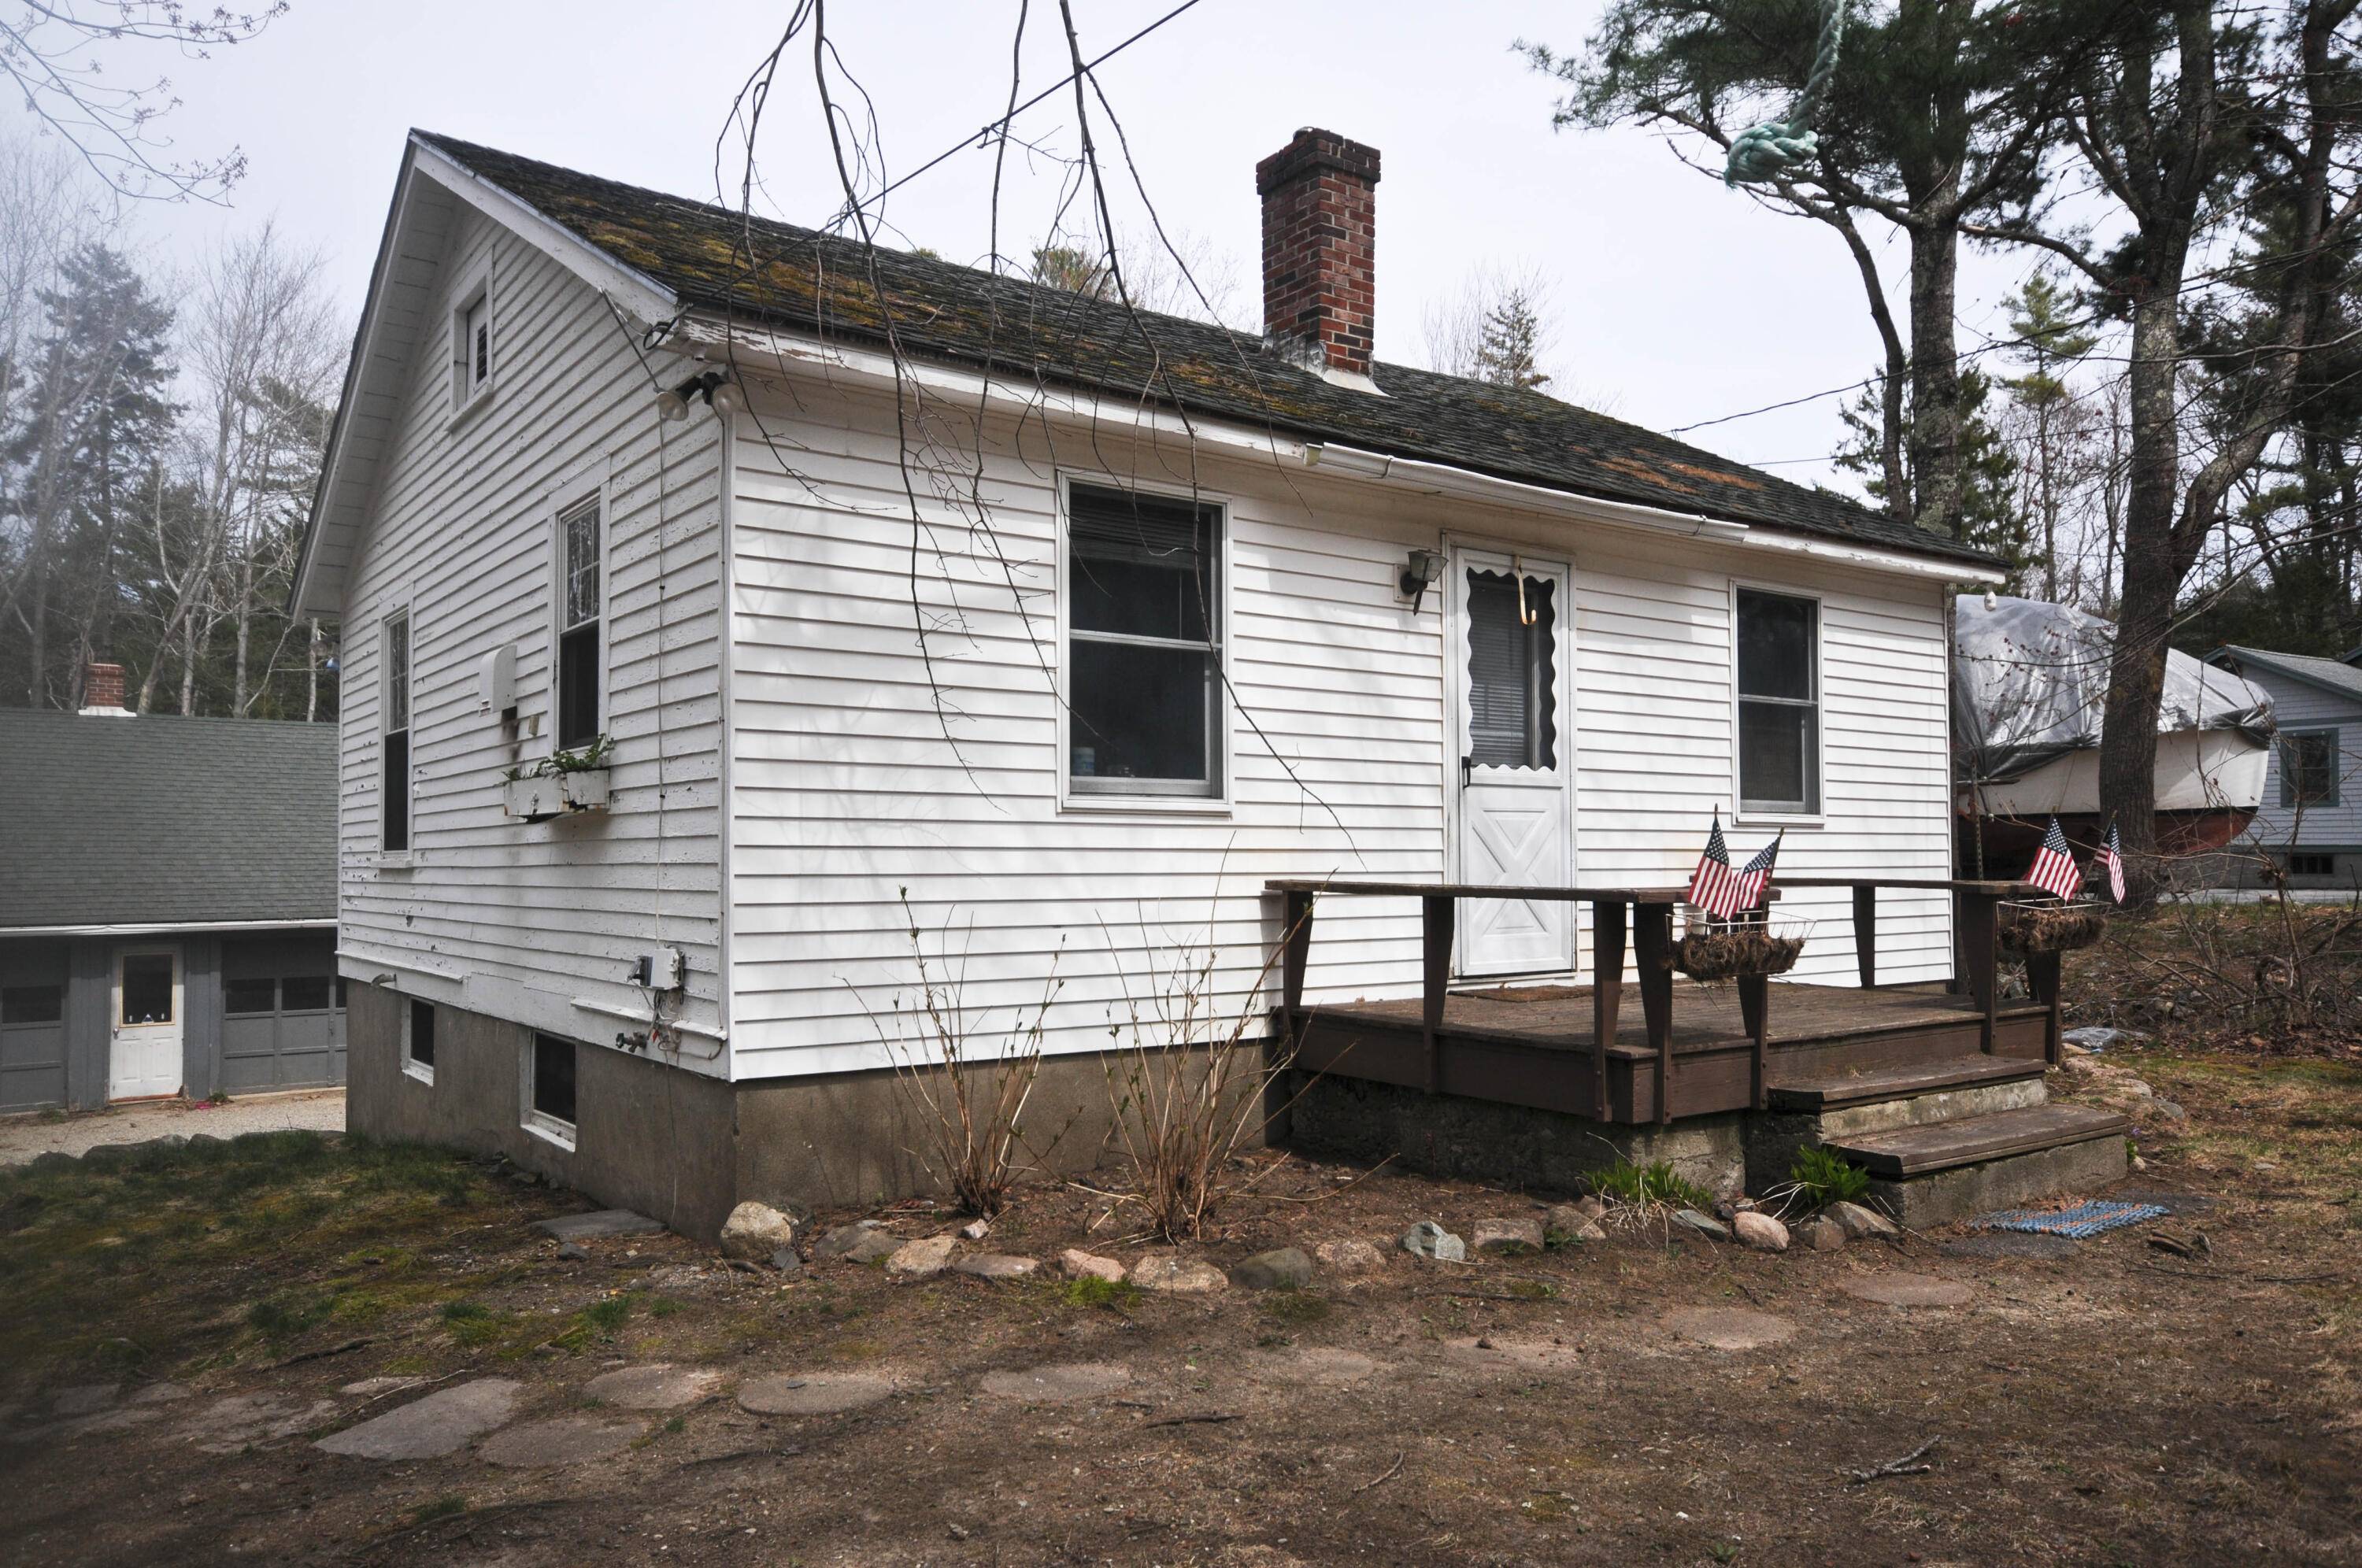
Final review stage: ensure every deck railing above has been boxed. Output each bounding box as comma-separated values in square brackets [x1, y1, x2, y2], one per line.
[1266, 875, 2048, 1126]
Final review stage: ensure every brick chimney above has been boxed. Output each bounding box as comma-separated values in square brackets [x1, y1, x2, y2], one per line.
[81, 661, 128, 714]
[1257, 128, 1381, 384]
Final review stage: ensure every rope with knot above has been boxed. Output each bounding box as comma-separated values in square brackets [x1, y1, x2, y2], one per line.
[1724, 0, 1847, 187]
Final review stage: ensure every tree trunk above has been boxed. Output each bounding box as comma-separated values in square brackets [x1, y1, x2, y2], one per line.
[1904, 213, 1964, 539]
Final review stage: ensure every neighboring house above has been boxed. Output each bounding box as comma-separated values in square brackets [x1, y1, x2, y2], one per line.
[0, 668, 342, 1113]
[2205, 645, 2362, 886]
[291, 128, 2008, 1238]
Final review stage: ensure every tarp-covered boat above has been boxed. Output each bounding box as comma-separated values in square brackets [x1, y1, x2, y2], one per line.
[1953, 594, 2274, 875]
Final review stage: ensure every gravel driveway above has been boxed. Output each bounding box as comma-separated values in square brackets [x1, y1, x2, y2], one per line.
[0, 1089, 345, 1167]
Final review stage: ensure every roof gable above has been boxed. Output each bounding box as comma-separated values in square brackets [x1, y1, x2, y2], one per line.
[2207, 645, 2362, 708]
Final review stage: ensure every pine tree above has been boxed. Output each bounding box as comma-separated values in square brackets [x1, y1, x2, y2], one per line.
[1838, 364, 2031, 584]
[2000, 275, 2097, 602]
[1472, 290, 1551, 390]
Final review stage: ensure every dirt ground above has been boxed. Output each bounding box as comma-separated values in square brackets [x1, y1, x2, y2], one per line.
[2, 1037, 2356, 1568]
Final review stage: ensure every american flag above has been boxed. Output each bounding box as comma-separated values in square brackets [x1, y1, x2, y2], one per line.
[2027, 815, 2085, 902]
[1734, 830, 1783, 911]
[2097, 818, 2127, 904]
[1687, 813, 1742, 919]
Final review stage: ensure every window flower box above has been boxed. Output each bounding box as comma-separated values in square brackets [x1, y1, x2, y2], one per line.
[502, 738, 613, 821]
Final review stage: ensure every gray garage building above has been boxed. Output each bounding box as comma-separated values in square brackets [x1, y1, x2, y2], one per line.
[0, 687, 341, 1112]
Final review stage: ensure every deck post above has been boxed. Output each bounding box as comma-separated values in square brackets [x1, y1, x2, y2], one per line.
[1281, 890, 1314, 1018]
[1631, 900, 1675, 1125]
[1420, 894, 1453, 1094]
[2026, 949, 2064, 1065]
[1957, 889, 2001, 1054]
[1737, 973, 1769, 1110]
[1853, 884, 1876, 989]
[1590, 898, 1626, 1119]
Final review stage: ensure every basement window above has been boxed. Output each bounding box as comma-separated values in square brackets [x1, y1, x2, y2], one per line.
[404, 998, 436, 1084]
[1735, 587, 1821, 815]
[2279, 730, 2340, 808]
[525, 1033, 578, 1148]
[1065, 481, 1224, 799]
[382, 609, 412, 852]
[2286, 852, 2335, 878]
[555, 494, 602, 750]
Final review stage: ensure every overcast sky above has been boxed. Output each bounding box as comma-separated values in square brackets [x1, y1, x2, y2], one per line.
[30, 0, 2045, 495]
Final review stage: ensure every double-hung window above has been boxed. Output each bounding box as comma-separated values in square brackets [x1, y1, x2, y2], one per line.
[382, 610, 411, 851]
[556, 495, 602, 749]
[1065, 482, 1224, 798]
[1735, 588, 1820, 815]
[2280, 730, 2340, 808]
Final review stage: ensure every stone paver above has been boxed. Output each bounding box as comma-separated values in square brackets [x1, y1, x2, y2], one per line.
[479, 1415, 644, 1468]
[584, 1363, 724, 1410]
[1444, 1335, 1584, 1373]
[339, 1377, 425, 1398]
[52, 1385, 118, 1417]
[1248, 1347, 1378, 1385]
[952, 1253, 1039, 1280]
[981, 1363, 1133, 1403]
[531, 1210, 665, 1242]
[313, 1378, 523, 1460]
[0, 1090, 344, 1167]
[1666, 1307, 1797, 1352]
[886, 1235, 957, 1276]
[1838, 1272, 1972, 1307]
[185, 1392, 342, 1454]
[1312, 1238, 1383, 1274]
[1472, 1218, 1545, 1256]
[1059, 1248, 1124, 1281]
[1943, 1233, 2079, 1261]
[1131, 1256, 1228, 1293]
[1229, 1248, 1313, 1290]
[737, 1371, 895, 1416]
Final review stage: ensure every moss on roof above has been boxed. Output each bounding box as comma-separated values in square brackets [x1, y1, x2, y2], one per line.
[414, 130, 1994, 568]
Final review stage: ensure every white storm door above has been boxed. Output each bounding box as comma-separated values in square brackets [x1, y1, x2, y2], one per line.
[1451, 546, 1574, 978]
[110, 946, 184, 1101]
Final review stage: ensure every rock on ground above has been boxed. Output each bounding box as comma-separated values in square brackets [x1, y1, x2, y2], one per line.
[1059, 1248, 1125, 1282]
[313, 1379, 521, 1461]
[958, 1218, 991, 1241]
[885, 1234, 957, 1277]
[1543, 1202, 1604, 1241]
[582, 1363, 722, 1410]
[813, 1221, 894, 1261]
[1229, 1248, 1314, 1290]
[1826, 1200, 1901, 1241]
[1313, 1238, 1383, 1274]
[953, 1252, 1038, 1280]
[1795, 1216, 1846, 1252]
[1734, 1211, 1790, 1252]
[1401, 1221, 1465, 1262]
[1472, 1218, 1546, 1256]
[718, 1201, 802, 1260]
[1672, 1208, 1730, 1241]
[532, 1210, 665, 1243]
[1131, 1256, 1228, 1293]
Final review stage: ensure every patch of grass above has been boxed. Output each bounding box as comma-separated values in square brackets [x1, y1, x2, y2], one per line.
[663, 1415, 685, 1433]
[247, 1293, 332, 1341]
[1058, 1274, 1139, 1312]
[1259, 1289, 1331, 1326]
[1786, 1145, 1870, 1211]
[408, 1496, 468, 1527]
[1591, 1158, 1713, 1212]
[1505, 1278, 1558, 1301]
[647, 1296, 683, 1318]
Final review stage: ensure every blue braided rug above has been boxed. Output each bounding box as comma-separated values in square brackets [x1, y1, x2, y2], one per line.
[1972, 1200, 2170, 1239]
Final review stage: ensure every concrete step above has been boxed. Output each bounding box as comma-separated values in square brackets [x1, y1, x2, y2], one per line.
[1766, 1055, 2047, 1112]
[1742, 1055, 2052, 1193]
[1827, 1104, 2133, 1227]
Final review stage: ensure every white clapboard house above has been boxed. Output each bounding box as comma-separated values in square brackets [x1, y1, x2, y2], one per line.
[293, 128, 2040, 1238]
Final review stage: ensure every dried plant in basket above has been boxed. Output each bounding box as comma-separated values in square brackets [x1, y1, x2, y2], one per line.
[1997, 900, 2106, 956]
[1668, 919, 1807, 981]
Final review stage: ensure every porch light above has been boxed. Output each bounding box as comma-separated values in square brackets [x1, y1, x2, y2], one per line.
[653, 369, 739, 422]
[1399, 547, 1445, 612]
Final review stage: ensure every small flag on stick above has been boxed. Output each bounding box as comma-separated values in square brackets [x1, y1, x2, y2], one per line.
[1687, 812, 1742, 919]
[2027, 816, 2084, 902]
[2097, 818, 2127, 904]
[1734, 830, 1783, 912]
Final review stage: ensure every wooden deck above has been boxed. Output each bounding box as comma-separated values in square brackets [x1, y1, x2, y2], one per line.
[1285, 982, 2054, 1126]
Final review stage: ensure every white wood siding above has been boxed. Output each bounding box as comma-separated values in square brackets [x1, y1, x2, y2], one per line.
[2247, 674, 2362, 849]
[723, 373, 1955, 1081]
[336, 203, 726, 1064]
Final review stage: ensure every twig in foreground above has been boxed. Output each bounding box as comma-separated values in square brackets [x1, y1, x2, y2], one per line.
[1844, 1435, 1939, 1483]
[1355, 1451, 1407, 1494]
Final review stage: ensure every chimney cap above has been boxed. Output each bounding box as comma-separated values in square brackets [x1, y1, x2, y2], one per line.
[1255, 127, 1381, 196]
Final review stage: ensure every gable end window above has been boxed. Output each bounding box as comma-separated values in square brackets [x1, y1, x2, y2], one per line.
[382, 610, 412, 851]
[1065, 482, 1224, 798]
[452, 280, 491, 409]
[2280, 730, 2340, 808]
[1735, 588, 1820, 815]
[556, 495, 602, 749]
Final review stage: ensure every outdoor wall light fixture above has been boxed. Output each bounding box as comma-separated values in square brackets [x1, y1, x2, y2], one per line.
[654, 369, 740, 422]
[1399, 547, 1445, 612]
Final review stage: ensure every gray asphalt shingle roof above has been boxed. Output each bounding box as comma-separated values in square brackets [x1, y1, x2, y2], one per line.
[0, 710, 335, 930]
[412, 131, 1998, 571]
[2212, 645, 2362, 708]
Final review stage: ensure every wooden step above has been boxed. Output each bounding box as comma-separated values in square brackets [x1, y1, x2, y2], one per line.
[1827, 1104, 2131, 1178]
[1766, 1055, 2047, 1112]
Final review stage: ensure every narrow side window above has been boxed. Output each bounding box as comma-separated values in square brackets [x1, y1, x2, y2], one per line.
[556, 495, 602, 749]
[404, 998, 436, 1082]
[452, 279, 491, 409]
[383, 610, 411, 851]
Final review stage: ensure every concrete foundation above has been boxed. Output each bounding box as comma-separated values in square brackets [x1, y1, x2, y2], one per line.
[1285, 1072, 1746, 1198]
[346, 982, 1257, 1242]
[1864, 1130, 2129, 1227]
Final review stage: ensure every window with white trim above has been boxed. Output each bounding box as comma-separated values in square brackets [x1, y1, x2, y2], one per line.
[526, 1033, 578, 1145]
[1736, 588, 1820, 815]
[382, 610, 411, 851]
[2280, 729, 2340, 808]
[556, 494, 602, 749]
[404, 998, 436, 1083]
[1065, 482, 1224, 797]
[453, 280, 491, 409]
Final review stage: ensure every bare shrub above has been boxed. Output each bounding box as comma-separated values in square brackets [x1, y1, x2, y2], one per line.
[857, 890, 1062, 1217]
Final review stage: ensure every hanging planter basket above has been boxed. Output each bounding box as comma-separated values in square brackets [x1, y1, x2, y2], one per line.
[1668, 917, 1810, 982]
[1998, 900, 2106, 956]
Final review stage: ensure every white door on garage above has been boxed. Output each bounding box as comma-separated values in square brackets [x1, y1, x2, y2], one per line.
[109, 945, 183, 1100]
[1450, 545, 1575, 978]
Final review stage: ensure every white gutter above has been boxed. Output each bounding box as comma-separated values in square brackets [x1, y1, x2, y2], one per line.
[701, 314, 1999, 586]
[7, 918, 337, 938]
